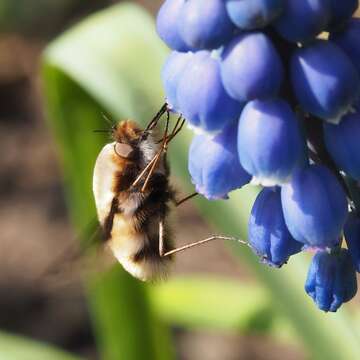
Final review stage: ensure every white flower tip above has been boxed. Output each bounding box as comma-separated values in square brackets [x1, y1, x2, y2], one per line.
[251, 175, 290, 187]
[186, 123, 221, 138]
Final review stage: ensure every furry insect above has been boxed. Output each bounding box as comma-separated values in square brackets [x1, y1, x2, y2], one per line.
[93, 105, 249, 282]
[93, 105, 188, 281]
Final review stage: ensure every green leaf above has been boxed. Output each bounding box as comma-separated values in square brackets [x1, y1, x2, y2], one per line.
[149, 276, 275, 333]
[0, 331, 82, 360]
[149, 276, 300, 346]
[42, 2, 360, 360]
[88, 267, 174, 360]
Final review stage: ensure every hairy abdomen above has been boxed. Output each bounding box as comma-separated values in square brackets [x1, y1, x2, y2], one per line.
[109, 212, 171, 281]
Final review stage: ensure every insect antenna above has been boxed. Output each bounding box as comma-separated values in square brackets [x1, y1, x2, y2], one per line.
[93, 129, 113, 134]
[101, 112, 116, 127]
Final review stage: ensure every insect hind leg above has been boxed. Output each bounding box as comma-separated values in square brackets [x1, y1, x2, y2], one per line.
[160, 236, 250, 257]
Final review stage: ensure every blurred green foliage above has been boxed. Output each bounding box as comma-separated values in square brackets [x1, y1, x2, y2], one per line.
[0, 0, 72, 34]
[0, 331, 83, 360]
[33, 2, 360, 360]
[150, 277, 275, 333]
[0, 0, 111, 37]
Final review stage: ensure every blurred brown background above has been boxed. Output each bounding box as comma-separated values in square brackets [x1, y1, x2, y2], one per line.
[0, 1, 316, 359]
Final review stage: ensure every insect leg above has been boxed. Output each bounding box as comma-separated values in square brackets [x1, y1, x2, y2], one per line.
[167, 117, 186, 143]
[161, 236, 250, 257]
[141, 151, 164, 192]
[141, 114, 186, 192]
[156, 114, 185, 144]
[175, 192, 199, 207]
[131, 152, 161, 188]
[143, 103, 169, 134]
[159, 219, 165, 257]
[133, 112, 186, 192]
[131, 112, 170, 190]
[140, 114, 171, 192]
[141, 144, 168, 192]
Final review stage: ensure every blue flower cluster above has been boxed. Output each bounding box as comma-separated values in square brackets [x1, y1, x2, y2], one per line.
[157, 0, 360, 312]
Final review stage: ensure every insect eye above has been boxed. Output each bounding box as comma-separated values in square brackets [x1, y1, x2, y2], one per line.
[114, 142, 134, 159]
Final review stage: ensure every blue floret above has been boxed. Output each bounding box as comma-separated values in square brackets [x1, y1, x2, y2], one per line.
[328, 0, 358, 30]
[188, 122, 251, 200]
[249, 187, 303, 267]
[177, 51, 244, 132]
[305, 248, 357, 312]
[344, 213, 360, 272]
[161, 51, 193, 111]
[221, 32, 284, 102]
[281, 165, 348, 248]
[291, 40, 360, 123]
[178, 0, 235, 50]
[237, 99, 306, 186]
[331, 18, 360, 75]
[156, 0, 189, 51]
[324, 109, 360, 181]
[274, 0, 331, 43]
[224, 0, 284, 30]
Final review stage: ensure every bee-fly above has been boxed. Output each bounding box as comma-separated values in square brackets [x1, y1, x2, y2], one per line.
[93, 104, 249, 282]
[31, 105, 249, 287]
[93, 105, 186, 281]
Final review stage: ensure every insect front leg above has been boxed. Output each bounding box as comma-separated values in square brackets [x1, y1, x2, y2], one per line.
[175, 192, 198, 207]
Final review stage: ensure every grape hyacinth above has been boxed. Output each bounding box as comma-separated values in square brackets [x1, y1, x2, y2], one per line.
[176, 51, 243, 132]
[238, 99, 305, 186]
[331, 18, 360, 74]
[274, 0, 332, 43]
[324, 109, 360, 180]
[291, 40, 360, 123]
[178, 0, 235, 50]
[281, 165, 348, 248]
[156, 0, 360, 311]
[188, 122, 251, 199]
[224, 0, 284, 30]
[328, 0, 358, 29]
[305, 248, 357, 312]
[344, 213, 360, 272]
[249, 187, 303, 267]
[221, 32, 284, 102]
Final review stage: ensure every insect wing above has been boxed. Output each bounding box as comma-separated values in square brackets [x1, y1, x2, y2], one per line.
[93, 142, 118, 225]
